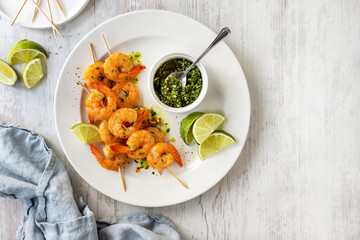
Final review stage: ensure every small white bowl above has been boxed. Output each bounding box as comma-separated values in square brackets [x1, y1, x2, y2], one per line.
[148, 52, 208, 113]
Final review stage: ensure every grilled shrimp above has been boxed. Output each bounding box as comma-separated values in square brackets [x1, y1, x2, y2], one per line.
[99, 121, 119, 144]
[84, 62, 113, 88]
[126, 130, 156, 159]
[146, 127, 165, 143]
[135, 107, 159, 127]
[89, 144, 129, 171]
[85, 82, 117, 121]
[108, 108, 144, 139]
[104, 53, 145, 82]
[110, 130, 156, 159]
[112, 81, 140, 108]
[147, 143, 183, 169]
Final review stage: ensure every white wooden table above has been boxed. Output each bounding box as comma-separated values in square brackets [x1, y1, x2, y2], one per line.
[1, 0, 360, 239]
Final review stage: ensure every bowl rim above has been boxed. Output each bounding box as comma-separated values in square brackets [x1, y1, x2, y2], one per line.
[148, 52, 208, 113]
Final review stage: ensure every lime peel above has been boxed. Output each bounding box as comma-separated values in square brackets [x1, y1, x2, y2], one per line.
[9, 39, 47, 65]
[180, 112, 204, 145]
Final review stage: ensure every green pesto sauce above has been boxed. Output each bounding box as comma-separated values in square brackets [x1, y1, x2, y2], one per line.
[128, 51, 142, 64]
[154, 58, 202, 108]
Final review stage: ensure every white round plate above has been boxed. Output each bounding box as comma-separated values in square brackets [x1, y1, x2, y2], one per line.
[0, 0, 89, 29]
[54, 10, 250, 207]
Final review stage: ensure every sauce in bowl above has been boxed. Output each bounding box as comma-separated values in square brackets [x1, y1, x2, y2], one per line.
[153, 58, 202, 108]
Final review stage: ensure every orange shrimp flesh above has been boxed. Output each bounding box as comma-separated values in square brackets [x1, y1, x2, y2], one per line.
[89, 144, 128, 171]
[147, 143, 183, 169]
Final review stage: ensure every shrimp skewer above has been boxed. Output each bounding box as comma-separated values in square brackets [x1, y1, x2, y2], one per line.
[112, 81, 140, 108]
[85, 82, 117, 121]
[90, 144, 129, 191]
[108, 108, 145, 139]
[101, 34, 145, 82]
[84, 43, 113, 89]
[147, 143, 188, 189]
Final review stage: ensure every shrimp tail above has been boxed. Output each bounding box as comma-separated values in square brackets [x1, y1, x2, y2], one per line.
[109, 144, 131, 154]
[88, 114, 95, 124]
[91, 81, 112, 95]
[89, 144, 107, 168]
[128, 64, 145, 79]
[134, 110, 145, 129]
[168, 143, 183, 167]
[90, 144, 119, 171]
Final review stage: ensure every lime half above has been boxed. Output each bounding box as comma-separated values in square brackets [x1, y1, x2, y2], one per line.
[9, 39, 47, 65]
[192, 113, 225, 144]
[71, 123, 101, 144]
[180, 112, 204, 145]
[22, 58, 44, 89]
[197, 130, 235, 160]
[0, 60, 17, 86]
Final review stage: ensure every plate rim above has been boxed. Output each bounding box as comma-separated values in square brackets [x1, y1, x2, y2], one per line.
[54, 9, 251, 207]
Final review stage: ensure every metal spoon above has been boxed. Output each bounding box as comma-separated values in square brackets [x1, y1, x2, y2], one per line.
[167, 27, 231, 87]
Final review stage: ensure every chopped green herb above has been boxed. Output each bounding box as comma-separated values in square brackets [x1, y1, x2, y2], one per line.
[154, 58, 202, 107]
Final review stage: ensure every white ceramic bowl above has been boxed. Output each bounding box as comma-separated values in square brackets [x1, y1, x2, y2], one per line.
[148, 52, 208, 113]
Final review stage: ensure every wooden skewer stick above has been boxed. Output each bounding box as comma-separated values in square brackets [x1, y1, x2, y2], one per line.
[31, 0, 40, 22]
[55, 0, 66, 18]
[46, 0, 56, 37]
[11, 0, 28, 26]
[77, 81, 91, 94]
[89, 43, 96, 63]
[118, 167, 126, 192]
[157, 169, 162, 176]
[101, 34, 112, 56]
[29, 0, 63, 37]
[166, 168, 189, 189]
[100, 35, 127, 192]
[77, 80, 106, 108]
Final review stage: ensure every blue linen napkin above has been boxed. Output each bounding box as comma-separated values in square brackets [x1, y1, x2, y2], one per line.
[0, 124, 181, 240]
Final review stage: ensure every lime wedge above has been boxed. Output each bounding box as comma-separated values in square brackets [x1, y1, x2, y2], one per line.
[71, 123, 101, 144]
[22, 58, 44, 89]
[192, 113, 225, 144]
[180, 112, 204, 145]
[0, 60, 17, 86]
[197, 130, 235, 160]
[9, 39, 47, 65]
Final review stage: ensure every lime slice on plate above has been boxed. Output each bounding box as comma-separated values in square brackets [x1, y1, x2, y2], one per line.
[197, 130, 235, 160]
[180, 112, 204, 145]
[192, 113, 225, 144]
[0, 60, 17, 86]
[9, 39, 47, 65]
[71, 123, 102, 144]
[22, 58, 44, 89]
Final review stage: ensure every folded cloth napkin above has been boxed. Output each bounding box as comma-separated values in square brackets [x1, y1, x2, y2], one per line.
[0, 124, 181, 240]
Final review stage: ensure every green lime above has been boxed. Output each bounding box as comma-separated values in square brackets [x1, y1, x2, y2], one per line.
[192, 113, 225, 144]
[0, 60, 17, 86]
[9, 39, 47, 65]
[22, 58, 44, 89]
[197, 130, 235, 160]
[71, 123, 102, 144]
[180, 112, 204, 145]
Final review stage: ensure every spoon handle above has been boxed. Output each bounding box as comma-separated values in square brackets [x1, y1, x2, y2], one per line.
[184, 27, 231, 75]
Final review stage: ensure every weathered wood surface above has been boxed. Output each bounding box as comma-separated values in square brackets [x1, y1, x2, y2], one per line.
[1, 0, 360, 239]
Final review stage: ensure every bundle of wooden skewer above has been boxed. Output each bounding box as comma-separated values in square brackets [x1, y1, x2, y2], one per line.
[11, 0, 66, 37]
